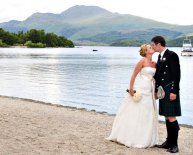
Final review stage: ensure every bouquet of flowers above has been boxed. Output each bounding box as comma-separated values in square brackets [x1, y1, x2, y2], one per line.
[126, 89, 142, 102]
[133, 90, 142, 102]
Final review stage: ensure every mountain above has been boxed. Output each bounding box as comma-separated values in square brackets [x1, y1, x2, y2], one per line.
[1, 5, 193, 45]
[60, 5, 111, 19]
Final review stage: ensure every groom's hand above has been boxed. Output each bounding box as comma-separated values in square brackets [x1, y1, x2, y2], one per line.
[170, 93, 176, 101]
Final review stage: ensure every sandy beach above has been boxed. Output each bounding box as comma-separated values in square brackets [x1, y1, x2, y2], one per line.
[0, 96, 193, 155]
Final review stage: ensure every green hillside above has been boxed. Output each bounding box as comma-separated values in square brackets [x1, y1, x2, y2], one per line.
[1, 5, 193, 46]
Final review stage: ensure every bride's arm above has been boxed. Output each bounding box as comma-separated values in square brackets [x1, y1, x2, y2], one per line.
[129, 59, 144, 96]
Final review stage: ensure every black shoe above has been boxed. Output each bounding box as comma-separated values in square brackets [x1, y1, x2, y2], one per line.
[155, 141, 170, 149]
[167, 146, 179, 153]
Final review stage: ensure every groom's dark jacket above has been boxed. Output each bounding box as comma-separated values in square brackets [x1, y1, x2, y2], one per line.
[154, 49, 181, 94]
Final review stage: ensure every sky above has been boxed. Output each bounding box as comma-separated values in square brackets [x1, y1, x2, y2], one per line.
[1, 0, 193, 25]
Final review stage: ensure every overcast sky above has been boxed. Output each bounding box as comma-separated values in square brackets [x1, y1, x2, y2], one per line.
[1, 0, 193, 25]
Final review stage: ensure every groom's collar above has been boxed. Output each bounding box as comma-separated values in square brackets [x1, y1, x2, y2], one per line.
[160, 48, 167, 59]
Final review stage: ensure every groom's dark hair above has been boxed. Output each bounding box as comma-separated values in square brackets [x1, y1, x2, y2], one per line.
[151, 36, 166, 47]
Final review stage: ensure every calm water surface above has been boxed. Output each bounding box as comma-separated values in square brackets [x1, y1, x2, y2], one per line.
[0, 46, 192, 126]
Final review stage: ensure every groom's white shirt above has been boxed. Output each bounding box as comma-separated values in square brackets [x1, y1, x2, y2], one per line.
[160, 48, 167, 59]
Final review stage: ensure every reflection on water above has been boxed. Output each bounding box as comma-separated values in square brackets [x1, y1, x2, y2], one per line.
[0, 47, 192, 126]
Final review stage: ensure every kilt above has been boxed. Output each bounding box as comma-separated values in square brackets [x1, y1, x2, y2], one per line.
[159, 84, 181, 116]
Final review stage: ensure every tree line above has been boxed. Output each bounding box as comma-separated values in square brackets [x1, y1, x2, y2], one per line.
[0, 28, 74, 48]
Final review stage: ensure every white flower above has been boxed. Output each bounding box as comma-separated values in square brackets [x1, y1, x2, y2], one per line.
[162, 57, 166, 61]
[133, 90, 142, 102]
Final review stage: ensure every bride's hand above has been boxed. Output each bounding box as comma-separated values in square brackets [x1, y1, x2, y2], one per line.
[129, 89, 135, 96]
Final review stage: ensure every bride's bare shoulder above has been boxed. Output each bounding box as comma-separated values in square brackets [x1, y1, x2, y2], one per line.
[135, 58, 145, 67]
[139, 58, 146, 63]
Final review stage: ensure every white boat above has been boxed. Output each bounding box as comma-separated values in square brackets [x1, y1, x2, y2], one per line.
[181, 38, 193, 56]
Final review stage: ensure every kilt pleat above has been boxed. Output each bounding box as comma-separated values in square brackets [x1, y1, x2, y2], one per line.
[159, 84, 181, 116]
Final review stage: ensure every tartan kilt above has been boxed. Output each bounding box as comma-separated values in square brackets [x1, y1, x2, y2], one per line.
[159, 84, 181, 116]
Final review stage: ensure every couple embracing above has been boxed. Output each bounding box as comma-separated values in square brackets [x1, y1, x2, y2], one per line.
[106, 36, 181, 153]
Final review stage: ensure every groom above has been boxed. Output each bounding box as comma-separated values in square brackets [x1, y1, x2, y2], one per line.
[151, 36, 181, 153]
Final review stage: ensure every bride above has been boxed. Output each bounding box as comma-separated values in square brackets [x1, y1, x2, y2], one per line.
[106, 44, 158, 148]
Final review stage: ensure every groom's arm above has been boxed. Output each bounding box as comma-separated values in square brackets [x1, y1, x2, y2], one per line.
[169, 52, 181, 94]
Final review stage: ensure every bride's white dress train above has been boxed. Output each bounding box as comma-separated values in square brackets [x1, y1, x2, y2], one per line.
[106, 67, 158, 148]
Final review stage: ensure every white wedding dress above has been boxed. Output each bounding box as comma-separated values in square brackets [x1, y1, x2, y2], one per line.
[106, 67, 158, 148]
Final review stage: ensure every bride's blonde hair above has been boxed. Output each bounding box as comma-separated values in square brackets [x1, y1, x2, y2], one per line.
[139, 44, 148, 57]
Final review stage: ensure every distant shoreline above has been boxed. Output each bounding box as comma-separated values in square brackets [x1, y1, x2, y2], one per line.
[1, 45, 73, 48]
[11, 45, 27, 48]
